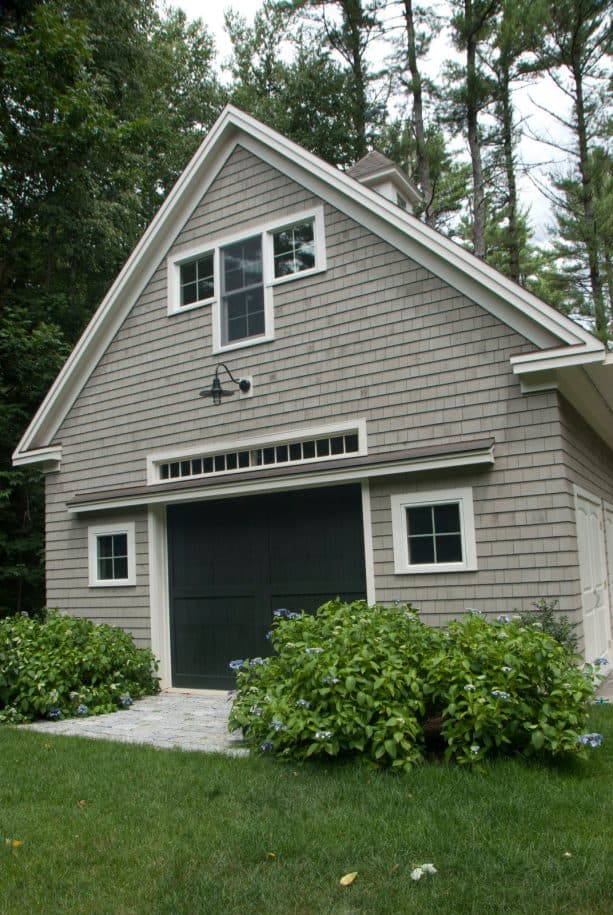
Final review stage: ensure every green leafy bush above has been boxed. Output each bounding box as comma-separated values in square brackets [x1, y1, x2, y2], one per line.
[0, 610, 159, 723]
[426, 613, 596, 763]
[514, 598, 579, 653]
[228, 601, 599, 769]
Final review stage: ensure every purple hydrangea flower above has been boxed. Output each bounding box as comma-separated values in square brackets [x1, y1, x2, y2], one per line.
[260, 741, 274, 752]
[76, 704, 88, 716]
[315, 730, 333, 740]
[578, 733, 603, 748]
[491, 690, 510, 700]
[322, 676, 340, 684]
[229, 659, 245, 670]
[272, 720, 287, 732]
[296, 699, 310, 708]
[47, 707, 62, 720]
[119, 694, 133, 707]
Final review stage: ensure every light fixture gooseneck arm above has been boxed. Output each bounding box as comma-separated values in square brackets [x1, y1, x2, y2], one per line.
[199, 362, 251, 405]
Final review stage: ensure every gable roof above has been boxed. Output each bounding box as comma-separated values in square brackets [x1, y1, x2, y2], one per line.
[13, 105, 611, 465]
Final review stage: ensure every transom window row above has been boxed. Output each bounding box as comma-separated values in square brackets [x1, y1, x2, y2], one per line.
[158, 433, 360, 481]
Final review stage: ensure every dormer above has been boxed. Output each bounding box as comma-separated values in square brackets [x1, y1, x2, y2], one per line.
[346, 150, 421, 214]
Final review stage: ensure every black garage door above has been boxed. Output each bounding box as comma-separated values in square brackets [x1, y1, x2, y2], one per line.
[167, 484, 366, 688]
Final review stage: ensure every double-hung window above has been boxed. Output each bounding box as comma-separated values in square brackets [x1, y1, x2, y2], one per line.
[391, 488, 477, 574]
[221, 235, 265, 345]
[167, 207, 325, 352]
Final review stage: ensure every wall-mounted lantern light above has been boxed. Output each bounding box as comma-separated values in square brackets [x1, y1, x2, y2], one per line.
[199, 363, 251, 406]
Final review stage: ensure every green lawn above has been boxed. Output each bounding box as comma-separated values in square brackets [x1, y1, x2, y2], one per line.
[1, 708, 611, 915]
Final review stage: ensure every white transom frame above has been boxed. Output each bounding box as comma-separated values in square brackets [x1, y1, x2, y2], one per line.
[391, 487, 478, 574]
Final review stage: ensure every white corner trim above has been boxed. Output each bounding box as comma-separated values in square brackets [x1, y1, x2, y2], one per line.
[145, 418, 368, 483]
[11, 445, 62, 468]
[390, 487, 478, 575]
[87, 522, 136, 587]
[148, 506, 171, 689]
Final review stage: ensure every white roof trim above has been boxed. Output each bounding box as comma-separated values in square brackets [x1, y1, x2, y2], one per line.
[13, 105, 604, 463]
[12, 445, 62, 469]
[511, 344, 604, 375]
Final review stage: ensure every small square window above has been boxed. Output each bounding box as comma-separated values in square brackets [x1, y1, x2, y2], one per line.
[272, 220, 315, 278]
[88, 524, 136, 587]
[391, 489, 477, 574]
[180, 252, 214, 307]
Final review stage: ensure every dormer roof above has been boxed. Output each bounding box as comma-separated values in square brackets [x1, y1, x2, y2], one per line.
[347, 150, 421, 210]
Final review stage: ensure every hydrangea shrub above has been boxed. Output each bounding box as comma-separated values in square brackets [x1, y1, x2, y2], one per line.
[425, 613, 597, 763]
[228, 600, 601, 769]
[0, 610, 159, 723]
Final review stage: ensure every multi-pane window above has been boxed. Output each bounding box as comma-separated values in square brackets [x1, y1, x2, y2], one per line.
[272, 221, 315, 278]
[391, 489, 477, 574]
[406, 503, 462, 565]
[180, 253, 214, 307]
[88, 524, 136, 587]
[221, 235, 265, 344]
[158, 432, 360, 482]
[97, 533, 129, 581]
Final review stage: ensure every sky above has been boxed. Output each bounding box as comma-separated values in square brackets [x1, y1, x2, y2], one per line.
[164, 0, 568, 240]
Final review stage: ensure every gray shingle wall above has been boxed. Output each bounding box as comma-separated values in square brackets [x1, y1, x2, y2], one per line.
[45, 144, 594, 639]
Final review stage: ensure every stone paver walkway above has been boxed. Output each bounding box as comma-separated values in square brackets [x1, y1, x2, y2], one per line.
[19, 672, 612, 755]
[21, 690, 248, 756]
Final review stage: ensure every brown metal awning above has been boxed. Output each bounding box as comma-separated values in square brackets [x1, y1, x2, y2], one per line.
[67, 438, 495, 514]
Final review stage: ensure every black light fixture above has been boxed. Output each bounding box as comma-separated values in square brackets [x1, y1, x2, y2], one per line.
[199, 363, 251, 406]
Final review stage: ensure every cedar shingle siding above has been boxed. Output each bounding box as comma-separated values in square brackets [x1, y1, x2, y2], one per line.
[21, 113, 608, 676]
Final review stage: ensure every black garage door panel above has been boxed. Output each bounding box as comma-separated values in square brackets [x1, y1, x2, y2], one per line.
[168, 485, 366, 688]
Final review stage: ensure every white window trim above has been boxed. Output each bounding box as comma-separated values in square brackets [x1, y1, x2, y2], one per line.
[88, 522, 136, 587]
[391, 487, 477, 574]
[166, 206, 326, 354]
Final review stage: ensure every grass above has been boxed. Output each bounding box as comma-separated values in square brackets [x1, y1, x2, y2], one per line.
[1, 708, 611, 915]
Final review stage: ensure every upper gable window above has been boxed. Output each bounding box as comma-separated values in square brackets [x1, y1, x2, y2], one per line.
[180, 252, 214, 308]
[272, 220, 315, 278]
[167, 207, 326, 353]
[221, 235, 265, 344]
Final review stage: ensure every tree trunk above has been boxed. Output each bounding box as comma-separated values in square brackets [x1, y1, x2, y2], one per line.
[402, 0, 433, 224]
[465, 1, 487, 259]
[342, 0, 369, 159]
[573, 60, 607, 341]
[500, 59, 521, 281]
